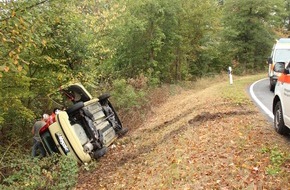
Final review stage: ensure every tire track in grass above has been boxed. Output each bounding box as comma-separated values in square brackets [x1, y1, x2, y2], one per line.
[117, 109, 257, 166]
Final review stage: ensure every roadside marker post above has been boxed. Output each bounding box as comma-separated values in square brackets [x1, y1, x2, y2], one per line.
[228, 66, 233, 85]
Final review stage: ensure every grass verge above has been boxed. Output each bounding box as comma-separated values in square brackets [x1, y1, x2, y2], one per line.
[76, 73, 290, 189]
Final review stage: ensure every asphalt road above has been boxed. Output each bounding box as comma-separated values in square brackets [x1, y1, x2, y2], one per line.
[248, 78, 274, 122]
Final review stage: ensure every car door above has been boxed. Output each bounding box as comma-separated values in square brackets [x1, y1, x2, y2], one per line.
[279, 68, 290, 126]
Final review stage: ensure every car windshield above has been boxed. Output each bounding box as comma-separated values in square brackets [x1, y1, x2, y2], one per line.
[274, 49, 290, 63]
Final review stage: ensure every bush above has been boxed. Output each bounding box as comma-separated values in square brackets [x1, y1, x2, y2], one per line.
[111, 79, 147, 110]
[0, 154, 78, 190]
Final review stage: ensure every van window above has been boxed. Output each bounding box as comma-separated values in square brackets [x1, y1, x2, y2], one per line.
[273, 62, 285, 73]
[274, 49, 290, 63]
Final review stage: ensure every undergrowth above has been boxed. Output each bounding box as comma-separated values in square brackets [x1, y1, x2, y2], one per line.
[0, 150, 78, 190]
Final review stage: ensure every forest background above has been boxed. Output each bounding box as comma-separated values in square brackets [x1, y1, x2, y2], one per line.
[1, 0, 290, 188]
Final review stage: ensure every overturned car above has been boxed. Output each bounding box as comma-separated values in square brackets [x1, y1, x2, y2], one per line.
[39, 83, 127, 163]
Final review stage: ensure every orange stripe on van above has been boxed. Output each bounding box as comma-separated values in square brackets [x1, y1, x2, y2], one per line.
[278, 74, 290, 83]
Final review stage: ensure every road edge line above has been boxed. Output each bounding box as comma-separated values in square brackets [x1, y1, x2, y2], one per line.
[249, 78, 274, 121]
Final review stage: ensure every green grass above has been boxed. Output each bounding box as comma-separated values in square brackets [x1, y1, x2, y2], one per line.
[262, 146, 290, 175]
[219, 73, 266, 105]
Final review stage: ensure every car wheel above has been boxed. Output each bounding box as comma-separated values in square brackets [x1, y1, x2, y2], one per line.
[98, 93, 111, 101]
[66, 102, 84, 115]
[274, 101, 290, 135]
[93, 147, 107, 159]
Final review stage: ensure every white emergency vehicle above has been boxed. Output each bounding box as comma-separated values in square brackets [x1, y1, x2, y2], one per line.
[272, 61, 290, 135]
[268, 38, 290, 91]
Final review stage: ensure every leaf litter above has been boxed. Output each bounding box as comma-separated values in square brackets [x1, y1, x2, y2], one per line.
[76, 80, 290, 190]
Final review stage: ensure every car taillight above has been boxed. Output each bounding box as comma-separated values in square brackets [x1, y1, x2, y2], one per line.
[39, 123, 49, 134]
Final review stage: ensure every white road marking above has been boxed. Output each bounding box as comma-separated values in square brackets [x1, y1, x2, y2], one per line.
[249, 78, 274, 120]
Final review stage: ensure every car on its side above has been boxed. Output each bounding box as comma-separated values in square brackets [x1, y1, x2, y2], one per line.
[268, 38, 290, 92]
[272, 61, 290, 135]
[39, 83, 128, 163]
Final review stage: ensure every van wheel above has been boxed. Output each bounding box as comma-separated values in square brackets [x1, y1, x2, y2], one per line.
[270, 84, 275, 92]
[274, 101, 290, 135]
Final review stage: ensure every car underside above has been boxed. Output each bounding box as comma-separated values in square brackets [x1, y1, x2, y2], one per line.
[39, 83, 127, 163]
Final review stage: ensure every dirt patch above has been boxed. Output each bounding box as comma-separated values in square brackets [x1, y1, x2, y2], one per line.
[188, 110, 257, 124]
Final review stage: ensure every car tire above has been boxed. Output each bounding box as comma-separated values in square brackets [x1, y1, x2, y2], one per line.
[274, 101, 290, 135]
[93, 147, 107, 159]
[66, 102, 84, 115]
[98, 93, 111, 101]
